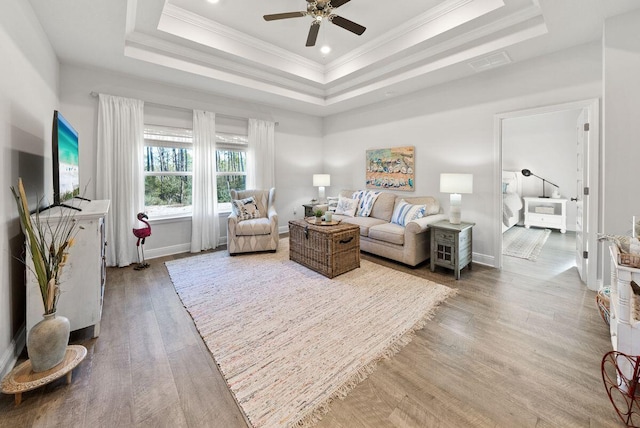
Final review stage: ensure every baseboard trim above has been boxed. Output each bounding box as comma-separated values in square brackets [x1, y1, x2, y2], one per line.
[145, 243, 191, 260]
[472, 252, 495, 268]
[0, 324, 26, 380]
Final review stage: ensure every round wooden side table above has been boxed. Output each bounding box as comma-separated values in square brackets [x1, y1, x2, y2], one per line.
[1, 345, 87, 405]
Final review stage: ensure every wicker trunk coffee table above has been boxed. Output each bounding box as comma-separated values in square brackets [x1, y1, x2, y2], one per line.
[289, 219, 360, 278]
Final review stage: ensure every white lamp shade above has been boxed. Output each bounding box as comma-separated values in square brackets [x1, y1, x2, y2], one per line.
[313, 174, 331, 187]
[440, 173, 473, 194]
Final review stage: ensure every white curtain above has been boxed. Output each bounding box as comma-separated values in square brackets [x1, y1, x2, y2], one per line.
[247, 119, 275, 189]
[96, 94, 145, 267]
[191, 110, 219, 252]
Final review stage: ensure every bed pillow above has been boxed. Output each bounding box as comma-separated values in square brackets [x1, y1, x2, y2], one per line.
[232, 196, 261, 221]
[391, 199, 426, 226]
[334, 196, 358, 217]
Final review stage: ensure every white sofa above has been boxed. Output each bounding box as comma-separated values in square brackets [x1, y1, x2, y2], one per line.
[325, 190, 447, 266]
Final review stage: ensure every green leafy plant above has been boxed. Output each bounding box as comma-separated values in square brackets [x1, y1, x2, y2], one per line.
[11, 178, 81, 314]
[314, 209, 324, 218]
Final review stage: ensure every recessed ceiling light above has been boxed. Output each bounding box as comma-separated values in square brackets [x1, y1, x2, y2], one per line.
[207, 0, 220, 4]
[320, 46, 331, 55]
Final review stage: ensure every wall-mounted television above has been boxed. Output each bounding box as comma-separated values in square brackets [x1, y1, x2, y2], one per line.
[52, 110, 80, 206]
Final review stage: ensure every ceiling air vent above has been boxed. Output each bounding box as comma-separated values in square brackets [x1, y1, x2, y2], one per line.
[468, 51, 512, 72]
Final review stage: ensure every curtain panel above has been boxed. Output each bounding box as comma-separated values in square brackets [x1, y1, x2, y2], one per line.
[191, 110, 219, 252]
[96, 94, 145, 267]
[247, 119, 275, 189]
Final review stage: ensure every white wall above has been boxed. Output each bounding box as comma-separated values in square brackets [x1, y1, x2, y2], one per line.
[0, 0, 60, 377]
[324, 42, 602, 265]
[60, 65, 324, 259]
[603, 10, 640, 236]
[602, 9, 640, 280]
[503, 109, 581, 231]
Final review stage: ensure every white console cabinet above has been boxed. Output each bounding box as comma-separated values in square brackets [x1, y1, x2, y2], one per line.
[523, 197, 567, 233]
[608, 245, 640, 379]
[26, 199, 110, 339]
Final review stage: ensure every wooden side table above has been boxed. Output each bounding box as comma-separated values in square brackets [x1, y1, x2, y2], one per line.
[1, 345, 87, 405]
[303, 203, 317, 217]
[430, 220, 475, 280]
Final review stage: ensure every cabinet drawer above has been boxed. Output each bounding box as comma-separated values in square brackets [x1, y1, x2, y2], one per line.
[527, 213, 562, 226]
[435, 229, 456, 243]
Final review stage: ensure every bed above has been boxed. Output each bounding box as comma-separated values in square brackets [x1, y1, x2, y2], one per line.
[502, 170, 523, 233]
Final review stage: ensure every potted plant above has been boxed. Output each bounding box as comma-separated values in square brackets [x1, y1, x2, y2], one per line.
[11, 178, 80, 372]
[314, 209, 324, 223]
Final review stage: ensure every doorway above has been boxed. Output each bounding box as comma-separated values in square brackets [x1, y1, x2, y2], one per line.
[494, 99, 600, 290]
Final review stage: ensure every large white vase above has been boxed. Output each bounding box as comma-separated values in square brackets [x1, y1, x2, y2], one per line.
[27, 312, 70, 372]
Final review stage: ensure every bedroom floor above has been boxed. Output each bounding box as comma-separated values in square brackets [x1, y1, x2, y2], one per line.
[503, 227, 577, 280]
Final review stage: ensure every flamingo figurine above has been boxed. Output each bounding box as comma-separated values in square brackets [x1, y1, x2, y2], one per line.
[133, 212, 151, 270]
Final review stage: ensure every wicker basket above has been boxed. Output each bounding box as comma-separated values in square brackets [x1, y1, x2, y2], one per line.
[619, 252, 640, 269]
[596, 286, 611, 326]
[289, 220, 360, 278]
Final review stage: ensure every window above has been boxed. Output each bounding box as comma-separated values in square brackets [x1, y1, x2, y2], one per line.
[143, 125, 247, 218]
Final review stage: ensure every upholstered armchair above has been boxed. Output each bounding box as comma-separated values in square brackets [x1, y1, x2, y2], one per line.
[227, 188, 279, 255]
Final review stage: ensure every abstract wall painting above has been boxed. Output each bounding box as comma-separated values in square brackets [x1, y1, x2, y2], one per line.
[365, 146, 415, 191]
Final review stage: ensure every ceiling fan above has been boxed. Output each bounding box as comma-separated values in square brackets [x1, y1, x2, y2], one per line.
[263, 0, 366, 47]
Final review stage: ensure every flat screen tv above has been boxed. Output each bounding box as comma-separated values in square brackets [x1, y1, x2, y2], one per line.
[52, 110, 80, 206]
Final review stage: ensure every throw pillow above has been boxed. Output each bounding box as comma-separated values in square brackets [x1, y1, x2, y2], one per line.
[351, 190, 366, 216]
[391, 199, 426, 226]
[356, 190, 381, 217]
[334, 196, 358, 217]
[326, 196, 339, 212]
[232, 196, 261, 221]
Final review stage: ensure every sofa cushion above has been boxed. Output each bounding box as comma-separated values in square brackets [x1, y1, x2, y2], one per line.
[368, 192, 396, 221]
[232, 196, 261, 221]
[334, 196, 358, 216]
[368, 223, 405, 245]
[234, 217, 272, 236]
[334, 215, 387, 237]
[391, 199, 425, 226]
[400, 196, 440, 215]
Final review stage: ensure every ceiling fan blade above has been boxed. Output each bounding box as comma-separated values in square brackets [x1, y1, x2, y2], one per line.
[330, 0, 351, 8]
[330, 15, 366, 35]
[306, 23, 320, 47]
[263, 12, 306, 21]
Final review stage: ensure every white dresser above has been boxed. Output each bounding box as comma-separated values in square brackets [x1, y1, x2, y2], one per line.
[26, 199, 110, 339]
[608, 245, 640, 379]
[523, 197, 567, 233]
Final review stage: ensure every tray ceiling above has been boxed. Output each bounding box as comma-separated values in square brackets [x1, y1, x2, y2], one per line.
[28, 0, 640, 116]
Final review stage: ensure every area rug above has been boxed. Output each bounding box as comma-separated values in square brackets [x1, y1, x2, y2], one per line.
[165, 239, 454, 428]
[503, 226, 551, 261]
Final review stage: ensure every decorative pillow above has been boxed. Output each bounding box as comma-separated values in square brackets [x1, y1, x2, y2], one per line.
[391, 199, 426, 226]
[351, 190, 366, 215]
[356, 190, 381, 217]
[334, 196, 358, 217]
[232, 196, 261, 221]
[326, 196, 339, 212]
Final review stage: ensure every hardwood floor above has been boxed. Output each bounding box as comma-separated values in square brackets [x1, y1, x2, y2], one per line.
[0, 230, 620, 427]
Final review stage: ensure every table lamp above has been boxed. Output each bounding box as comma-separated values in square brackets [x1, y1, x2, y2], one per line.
[440, 173, 473, 224]
[313, 174, 330, 202]
[521, 169, 559, 198]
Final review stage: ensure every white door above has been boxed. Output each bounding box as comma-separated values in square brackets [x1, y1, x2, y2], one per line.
[575, 108, 587, 282]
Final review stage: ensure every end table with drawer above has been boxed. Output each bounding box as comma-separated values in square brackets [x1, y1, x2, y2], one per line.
[430, 220, 475, 280]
